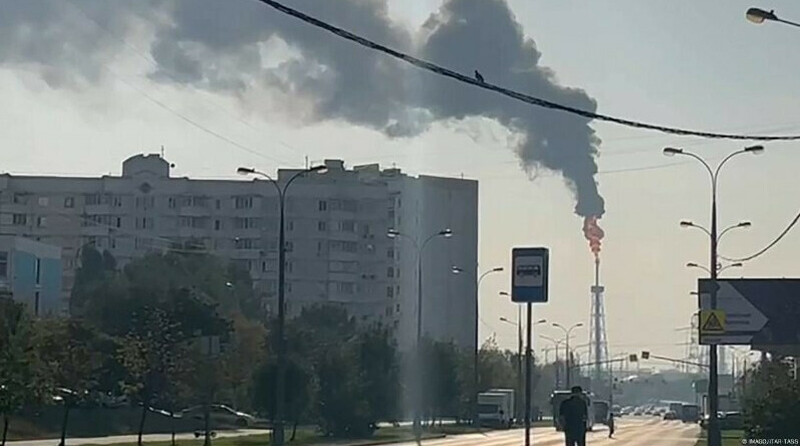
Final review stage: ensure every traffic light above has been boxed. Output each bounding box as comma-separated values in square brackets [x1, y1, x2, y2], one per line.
[641, 351, 650, 360]
[629, 354, 638, 362]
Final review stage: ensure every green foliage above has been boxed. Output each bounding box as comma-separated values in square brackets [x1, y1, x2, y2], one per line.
[0, 297, 48, 438]
[742, 359, 800, 438]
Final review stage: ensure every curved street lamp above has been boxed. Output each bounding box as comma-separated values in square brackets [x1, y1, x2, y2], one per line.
[551, 322, 584, 387]
[746, 7, 800, 28]
[686, 262, 743, 275]
[663, 145, 763, 446]
[236, 164, 325, 445]
[387, 227, 452, 442]
[452, 265, 504, 428]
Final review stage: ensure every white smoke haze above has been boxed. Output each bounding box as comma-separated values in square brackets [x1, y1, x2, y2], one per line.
[0, 0, 604, 217]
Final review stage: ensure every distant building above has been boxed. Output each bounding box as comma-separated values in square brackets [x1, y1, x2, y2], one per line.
[0, 154, 477, 350]
[0, 235, 62, 316]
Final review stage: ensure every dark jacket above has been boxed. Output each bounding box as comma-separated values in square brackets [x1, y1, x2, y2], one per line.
[559, 395, 588, 433]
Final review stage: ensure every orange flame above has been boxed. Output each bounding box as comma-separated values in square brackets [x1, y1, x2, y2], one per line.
[583, 216, 605, 259]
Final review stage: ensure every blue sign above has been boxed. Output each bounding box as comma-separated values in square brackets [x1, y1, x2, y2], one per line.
[511, 247, 549, 303]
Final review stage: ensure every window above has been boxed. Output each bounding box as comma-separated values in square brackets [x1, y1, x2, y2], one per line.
[387, 267, 394, 278]
[387, 248, 394, 259]
[64, 197, 75, 208]
[386, 286, 394, 298]
[112, 196, 123, 207]
[0, 252, 7, 279]
[286, 261, 294, 273]
[287, 220, 294, 232]
[110, 238, 117, 249]
[234, 217, 260, 229]
[38, 196, 49, 207]
[318, 200, 327, 211]
[214, 220, 221, 231]
[191, 196, 208, 207]
[395, 303, 400, 312]
[12, 214, 26, 225]
[234, 196, 253, 209]
[342, 200, 357, 212]
[13, 193, 27, 205]
[37, 216, 46, 228]
[329, 240, 357, 253]
[340, 220, 355, 232]
[168, 197, 177, 209]
[337, 282, 355, 294]
[216, 199, 221, 210]
[235, 238, 259, 249]
[285, 241, 294, 252]
[116, 217, 122, 228]
[318, 221, 327, 232]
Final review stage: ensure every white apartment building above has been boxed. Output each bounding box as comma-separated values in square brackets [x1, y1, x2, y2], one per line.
[0, 154, 477, 351]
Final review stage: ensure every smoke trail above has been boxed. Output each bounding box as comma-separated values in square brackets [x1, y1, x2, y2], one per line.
[0, 0, 605, 217]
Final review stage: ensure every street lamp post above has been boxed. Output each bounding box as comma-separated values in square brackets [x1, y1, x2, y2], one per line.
[453, 265, 504, 427]
[387, 227, 453, 444]
[686, 262, 744, 276]
[663, 145, 763, 446]
[500, 313, 546, 422]
[237, 164, 326, 445]
[540, 335, 564, 389]
[551, 323, 584, 387]
[746, 7, 800, 29]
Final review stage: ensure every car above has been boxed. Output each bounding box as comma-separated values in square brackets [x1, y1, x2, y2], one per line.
[180, 405, 258, 427]
[718, 412, 744, 430]
[700, 412, 743, 430]
[663, 411, 678, 420]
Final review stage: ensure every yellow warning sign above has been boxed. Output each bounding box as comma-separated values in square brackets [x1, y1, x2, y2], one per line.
[700, 310, 726, 335]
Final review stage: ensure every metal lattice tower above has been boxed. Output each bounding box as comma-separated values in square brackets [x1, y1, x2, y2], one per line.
[686, 312, 703, 373]
[589, 257, 609, 388]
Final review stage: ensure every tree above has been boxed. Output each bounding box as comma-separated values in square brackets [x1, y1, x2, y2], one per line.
[743, 358, 800, 438]
[218, 314, 267, 411]
[420, 339, 463, 425]
[34, 319, 108, 446]
[69, 245, 116, 315]
[117, 305, 193, 446]
[252, 358, 312, 441]
[355, 325, 401, 425]
[0, 298, 47, 446]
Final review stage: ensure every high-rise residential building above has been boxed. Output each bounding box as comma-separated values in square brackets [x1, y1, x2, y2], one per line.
[0, 154, 477, 350]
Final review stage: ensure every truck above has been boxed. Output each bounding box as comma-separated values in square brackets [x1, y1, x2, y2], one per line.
[478, 389, 515, 429]
[592, 400, 610, 425]
[680, 403, 700, 423]
[550, 390, 595, 432]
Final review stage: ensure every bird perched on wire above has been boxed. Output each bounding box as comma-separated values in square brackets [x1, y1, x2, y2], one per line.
[474, 70, 485, 83]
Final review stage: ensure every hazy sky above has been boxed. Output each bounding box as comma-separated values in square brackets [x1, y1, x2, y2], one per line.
[3, 0, 800, 364]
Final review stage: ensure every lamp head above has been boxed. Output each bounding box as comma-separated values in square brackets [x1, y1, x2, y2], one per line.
[663, 147, 683, 157]
[237, 167, 255, 175]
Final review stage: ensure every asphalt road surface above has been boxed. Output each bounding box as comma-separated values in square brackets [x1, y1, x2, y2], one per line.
[7, 428, 271, 446]
[386, 417, 700, 446]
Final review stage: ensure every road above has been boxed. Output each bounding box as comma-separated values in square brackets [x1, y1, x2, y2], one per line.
[385, 417, 699, 446]
[7, 428, 271, 446]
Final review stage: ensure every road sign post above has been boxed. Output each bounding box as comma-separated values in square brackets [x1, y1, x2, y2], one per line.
[511, 247, 549, 447]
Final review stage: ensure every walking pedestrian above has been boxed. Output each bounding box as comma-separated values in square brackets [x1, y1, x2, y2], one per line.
[558, 386, 588, 446]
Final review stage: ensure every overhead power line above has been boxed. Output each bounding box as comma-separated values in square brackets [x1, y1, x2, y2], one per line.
[721, 209, 800, 262]
[253, 0, 800, 142]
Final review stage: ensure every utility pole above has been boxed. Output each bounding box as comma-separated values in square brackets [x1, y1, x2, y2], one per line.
[524, 303, 532, 446]
[664, 144, 763, 446]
